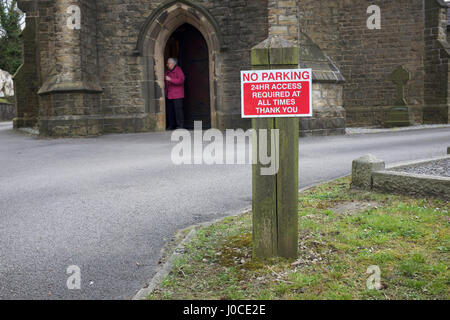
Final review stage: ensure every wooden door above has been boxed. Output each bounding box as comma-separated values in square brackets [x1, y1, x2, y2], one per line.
[165, 24, 211, 130]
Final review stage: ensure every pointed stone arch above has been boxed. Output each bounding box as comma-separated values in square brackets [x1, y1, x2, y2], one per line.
[136, 0, 223, 130]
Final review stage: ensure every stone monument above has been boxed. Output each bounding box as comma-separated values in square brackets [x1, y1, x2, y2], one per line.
[384, 65, 414, 128]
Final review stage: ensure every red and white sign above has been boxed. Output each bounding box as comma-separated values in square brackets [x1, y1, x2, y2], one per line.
[241, 69, 313, 118]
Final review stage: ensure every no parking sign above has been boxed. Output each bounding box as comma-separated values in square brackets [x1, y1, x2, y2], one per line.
[241, 69, 313, 118]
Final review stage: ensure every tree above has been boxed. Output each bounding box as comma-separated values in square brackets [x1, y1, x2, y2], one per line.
[0, 0, 23, 75]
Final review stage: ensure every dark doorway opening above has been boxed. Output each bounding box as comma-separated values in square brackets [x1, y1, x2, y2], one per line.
[164, 23, 211, 130]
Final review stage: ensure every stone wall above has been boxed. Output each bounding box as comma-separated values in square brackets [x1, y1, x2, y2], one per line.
[372, 170, 450, 200]
[0, 101, 15, 121]
[14, 0, 41, 129]
[16, 0, 268, 135]
[96, 0, 268, 133]
[298, 0, 429, 127]
[301, 83, 345, 137]
[36, 0, 105, 137]
[424, 0, 450, 124]
[351, 154, 450, 200]
[268, 0, 298, 41]
[268, 1, 346, 136]
[95, 0, 161, 133]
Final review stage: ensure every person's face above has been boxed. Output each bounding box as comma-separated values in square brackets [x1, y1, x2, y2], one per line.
[167, 60, 175, 70]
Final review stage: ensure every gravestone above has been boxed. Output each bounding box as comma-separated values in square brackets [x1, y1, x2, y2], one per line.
[384, 66, 413, 128]
[389, 65, 410, 106]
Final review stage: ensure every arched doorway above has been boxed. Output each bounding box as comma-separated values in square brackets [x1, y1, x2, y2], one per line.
[164, 24, 211, 130]
[136, 1, 223, 132]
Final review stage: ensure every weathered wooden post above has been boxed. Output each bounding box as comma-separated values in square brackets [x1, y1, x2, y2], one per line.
[251, 36, 299, 259]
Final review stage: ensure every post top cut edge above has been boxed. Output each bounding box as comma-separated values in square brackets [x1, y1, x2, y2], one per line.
[252, 35, 297, 50]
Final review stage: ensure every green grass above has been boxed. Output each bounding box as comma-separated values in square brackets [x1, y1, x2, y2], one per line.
[0, 97, 13, 104]
[149, 177, 449, 300]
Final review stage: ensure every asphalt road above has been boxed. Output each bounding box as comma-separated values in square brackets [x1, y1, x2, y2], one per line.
[0, 122, 448, 299]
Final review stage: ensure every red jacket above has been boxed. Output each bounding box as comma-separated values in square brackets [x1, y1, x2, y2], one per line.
[165, 66, 185, 100]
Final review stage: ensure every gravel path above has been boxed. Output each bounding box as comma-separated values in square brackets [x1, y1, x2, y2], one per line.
[391, 159, 449, 177]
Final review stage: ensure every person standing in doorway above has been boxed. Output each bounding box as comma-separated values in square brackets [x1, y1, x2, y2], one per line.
[165, 58, 185, 130]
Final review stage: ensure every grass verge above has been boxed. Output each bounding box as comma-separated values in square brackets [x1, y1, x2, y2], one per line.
[149, 177, 449, 300]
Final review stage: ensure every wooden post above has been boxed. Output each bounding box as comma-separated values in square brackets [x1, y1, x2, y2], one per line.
[251, 36, 299, 259]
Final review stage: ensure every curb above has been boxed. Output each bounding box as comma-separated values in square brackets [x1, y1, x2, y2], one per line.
[132, 228, 198, 300]
[346, 124, 450, 136]
[132, 208, 252, 300]
[385, 154, 450, 170]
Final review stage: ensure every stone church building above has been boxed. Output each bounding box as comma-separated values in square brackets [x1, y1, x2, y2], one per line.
[13, 0, 450, 136]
